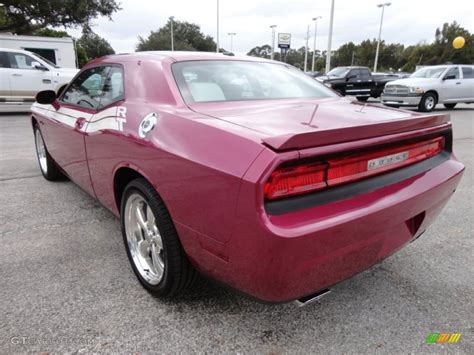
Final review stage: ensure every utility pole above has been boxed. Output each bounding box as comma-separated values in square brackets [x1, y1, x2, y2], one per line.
[270, 25, 277, 60]
[304, 24, 310, 72]
[351, 50, 355, 66]
[374, 2, 391, 72]
[216, 0, 220, 52]
[311, 16, 321, 72]
[170, 16, 174, 51]
[228, 32, 236, 53]
[325, 0, 335, 73]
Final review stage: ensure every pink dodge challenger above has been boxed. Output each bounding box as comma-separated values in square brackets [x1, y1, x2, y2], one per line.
[31, 52, 464, 304]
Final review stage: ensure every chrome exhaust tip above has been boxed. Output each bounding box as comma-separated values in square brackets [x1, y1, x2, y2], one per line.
[293, 289, 331, 308]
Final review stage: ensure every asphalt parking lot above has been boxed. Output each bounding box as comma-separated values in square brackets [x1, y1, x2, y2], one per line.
[0, 103, 473, 353]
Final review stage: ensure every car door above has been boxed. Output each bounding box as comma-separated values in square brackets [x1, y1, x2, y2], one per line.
[460, 66, 474, 101]
[0, 51, 11, 101]
[345, 69, 361, 95]
[6, 51, 54, 102]
[356, 68, 373, 96]
[440, 66, 463, 102]
[42, 65, 111, 196]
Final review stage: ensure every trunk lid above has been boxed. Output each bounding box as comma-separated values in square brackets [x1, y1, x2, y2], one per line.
[189, 97, 449, 151]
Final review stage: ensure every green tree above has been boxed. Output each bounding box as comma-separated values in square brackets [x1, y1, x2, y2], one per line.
[0, 0, 120, 34]
[137, 19, 216, 52]
[77, 25, 115, 66]
[247, 44, 272, 58]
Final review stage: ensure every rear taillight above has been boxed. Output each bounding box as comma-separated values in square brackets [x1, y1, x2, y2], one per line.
[264, 136, 445, 200]
[264, 162, 326, 200]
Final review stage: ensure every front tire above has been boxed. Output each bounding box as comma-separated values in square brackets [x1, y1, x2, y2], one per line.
[356, 96, 369, 102]
[418, 92, 437, 112]
[444, 103, 457, 109]
[34, 125, 66, 181]
[121, 178, 196, 297]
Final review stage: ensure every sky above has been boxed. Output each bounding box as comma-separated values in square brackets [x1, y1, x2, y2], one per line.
[69, 0, 474, 55]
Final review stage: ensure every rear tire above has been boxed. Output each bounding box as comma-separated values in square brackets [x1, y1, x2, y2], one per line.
[444, 103, 457, 109]
[121, 178, 196, 297]
[418, 92, 437, 112]
[34, 125, 66, 181]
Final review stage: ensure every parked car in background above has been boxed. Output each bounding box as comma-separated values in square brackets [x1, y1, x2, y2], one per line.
[0, 48, 78, 112]
[30, 52, 464, 304]
[382, 65, 474, 112]
[306, 70, 324, 78]
[316, 66, 396, 101]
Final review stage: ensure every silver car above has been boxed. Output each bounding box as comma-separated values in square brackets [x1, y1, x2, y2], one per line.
[381, 65, 474, 112]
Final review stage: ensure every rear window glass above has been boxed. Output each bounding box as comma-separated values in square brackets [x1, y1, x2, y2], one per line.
[172, 60, 335, 103]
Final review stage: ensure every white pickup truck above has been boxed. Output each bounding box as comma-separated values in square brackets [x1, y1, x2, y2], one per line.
[0, 48, 78, 112]
[381, 64, 474, 112]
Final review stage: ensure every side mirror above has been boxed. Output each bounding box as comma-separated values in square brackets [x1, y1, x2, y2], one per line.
[31, 61, 48, 71]
[443, 74, 456, 80]
[36, 90, 57, 105]
[346, 74, 356, 81]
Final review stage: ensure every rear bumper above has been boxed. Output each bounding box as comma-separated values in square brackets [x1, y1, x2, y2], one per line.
[179, 151, 464, 303]
[381, 95, 422, 106]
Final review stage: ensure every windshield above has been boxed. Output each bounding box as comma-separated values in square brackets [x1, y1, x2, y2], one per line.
[410, 66, 447, 79]
[327, 67, 350, 77]
[172, 60, 336, 103]
[31, 53, 60, 68]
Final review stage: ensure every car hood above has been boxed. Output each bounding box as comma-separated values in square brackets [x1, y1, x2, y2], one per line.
[385, 77, 438, 87]
[53, 67, 79, 77]
[189, 97, 449, 150]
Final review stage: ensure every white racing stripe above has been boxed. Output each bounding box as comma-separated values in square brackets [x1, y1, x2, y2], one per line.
[31, 103, 127, 134]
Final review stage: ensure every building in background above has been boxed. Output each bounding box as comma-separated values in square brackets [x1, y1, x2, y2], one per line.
[0, 33, 77, 68]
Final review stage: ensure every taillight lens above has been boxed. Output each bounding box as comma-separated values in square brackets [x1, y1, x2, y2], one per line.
[264, 136, 445, 200]
[264, 162, 326, 200]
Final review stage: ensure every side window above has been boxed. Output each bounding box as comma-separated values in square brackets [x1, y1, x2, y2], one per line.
[7, 52, 36, 69]
[462, 66, 474, 79]
[99, 66, 125, 108]
[348, 70, 359, 81]
[60, 66, 110, 109]
[444, 67, 460, 80]
[360, 69, 371, 80]
[0, 52, 9, 68]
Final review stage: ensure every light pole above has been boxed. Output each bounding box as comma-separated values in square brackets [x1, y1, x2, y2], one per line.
[216, 0, 220, 52]
[325, 0, 335, 73]
[373, 2, 391, 72]
[170, 16, 174, 51]
[311, 16, 322, 72]
[270, 25, 277, 60]
[304, 24, 310, 72]
[228, 32, 236, 53]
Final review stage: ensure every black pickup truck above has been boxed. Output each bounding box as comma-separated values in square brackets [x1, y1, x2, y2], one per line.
[316, 66, 396, 101]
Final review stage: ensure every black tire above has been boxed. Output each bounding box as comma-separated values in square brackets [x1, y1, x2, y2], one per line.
[356, 96, 369, 102]
[33, 125, 66, 181]
[418, 92, 437, 112]
[444, 103, 457, 109]
[120, 178, 196, 297]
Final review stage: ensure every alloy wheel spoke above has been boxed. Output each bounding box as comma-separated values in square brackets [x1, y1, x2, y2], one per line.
[151, 243, 164, 276]
[135, 203, 148, 232]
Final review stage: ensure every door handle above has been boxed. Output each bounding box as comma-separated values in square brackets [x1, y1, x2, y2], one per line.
[75, 117, 86, 130]
[42, 79, 52, 84]
[455, 82, 461, 85]
[12, 73, 22, 77]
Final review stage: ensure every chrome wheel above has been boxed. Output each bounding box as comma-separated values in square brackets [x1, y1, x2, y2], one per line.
[124, 193, 165, 285]
[425, 96, 435, 110]
[35, 128, 48, 174]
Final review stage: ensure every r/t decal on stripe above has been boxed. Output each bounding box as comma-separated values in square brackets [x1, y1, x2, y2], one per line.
[116, 106, 127, 131]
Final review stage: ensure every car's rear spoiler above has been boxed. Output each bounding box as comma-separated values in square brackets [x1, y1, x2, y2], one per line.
[262, 114, 450, 151]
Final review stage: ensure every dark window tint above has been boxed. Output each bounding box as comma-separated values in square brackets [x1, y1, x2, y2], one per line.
[0, 52, 9, 68]
[359, 68, 371, 79]
[462, 66, 474, 79]
[99, 66, 125, 107]
[7, 52, 36, 69]
[61, 66, 110, 109]
[444, 67, 460, 79]
[24, 48, 57, 65]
